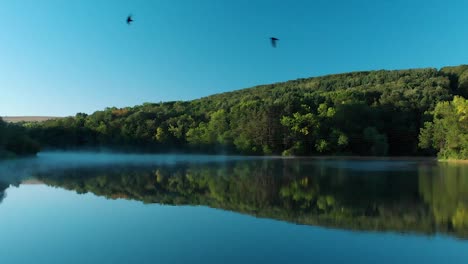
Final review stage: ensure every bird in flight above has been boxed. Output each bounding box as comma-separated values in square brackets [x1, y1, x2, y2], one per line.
[126, 15, 134, 25]
[270, 37, 279, 48]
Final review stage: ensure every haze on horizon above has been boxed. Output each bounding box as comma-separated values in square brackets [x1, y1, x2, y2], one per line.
[1, 0, 468, 116]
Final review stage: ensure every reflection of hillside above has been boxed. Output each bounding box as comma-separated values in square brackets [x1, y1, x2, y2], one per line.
[36, 159, 468, 238]
[419, 163, 468, 237]
[0, 158, 42, 204]
[0, 177, 26, 204]
[0, 182, 9, 204]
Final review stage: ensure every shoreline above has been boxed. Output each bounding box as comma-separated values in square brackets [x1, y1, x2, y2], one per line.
[290, 156, 438, 161]
[438, 159, 468, 164]
[34, 151, 442, 161]
[5, 151, 467, 163]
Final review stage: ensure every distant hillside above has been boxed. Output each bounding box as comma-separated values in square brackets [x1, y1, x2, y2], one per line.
[2, 116, 61, 123]
[25, 65, 468, 157]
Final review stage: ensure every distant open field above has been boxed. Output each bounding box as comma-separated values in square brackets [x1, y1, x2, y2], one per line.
[2, 116, 62, 123]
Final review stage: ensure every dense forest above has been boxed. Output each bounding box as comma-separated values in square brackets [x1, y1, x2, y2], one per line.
[31, 159, 468, 238]
[0, 117, 40, 158]
[419, 96, 467, 160]
[24, 65, 468, 158]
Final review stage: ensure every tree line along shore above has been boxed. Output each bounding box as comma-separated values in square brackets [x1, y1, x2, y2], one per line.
[2, 65, 467, 160]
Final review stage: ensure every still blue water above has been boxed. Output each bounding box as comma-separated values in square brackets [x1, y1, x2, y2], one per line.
[0, 153, 466, 264]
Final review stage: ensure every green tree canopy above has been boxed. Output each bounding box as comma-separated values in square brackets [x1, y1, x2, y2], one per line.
[419, 96, 468, 160]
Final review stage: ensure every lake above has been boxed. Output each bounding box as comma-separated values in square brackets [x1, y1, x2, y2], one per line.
[0, 152, 467, 263]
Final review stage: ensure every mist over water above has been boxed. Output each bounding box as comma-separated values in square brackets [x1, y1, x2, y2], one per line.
[0, 152, 434, 174]
[0, 152, 439, 186]
[0, 151, 266, 180]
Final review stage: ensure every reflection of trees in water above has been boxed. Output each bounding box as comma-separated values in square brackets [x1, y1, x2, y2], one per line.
[36, 159, 468, 238]
[419, 163, 468, 236]
[0, 182, 10, 204]
[0, 168, 34, 204]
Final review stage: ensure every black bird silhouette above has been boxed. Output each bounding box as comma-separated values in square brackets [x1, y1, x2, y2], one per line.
[126, 15, 134, 25]
[270, 37, 279, 48]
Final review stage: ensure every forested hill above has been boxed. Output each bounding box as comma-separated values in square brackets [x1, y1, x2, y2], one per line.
[27, 65, 468, 157]
[0, 118, 40, 158]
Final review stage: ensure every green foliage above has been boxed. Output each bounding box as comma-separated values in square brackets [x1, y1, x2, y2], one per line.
[155, 127, 167, 142]
[0, 118, 40, 158]
[186, 109, 232, 149]
[24, 65, 468, 156]
[440, 65, 468, 97]
[419, 96, 468, 160]
[363, 127, 389, 156]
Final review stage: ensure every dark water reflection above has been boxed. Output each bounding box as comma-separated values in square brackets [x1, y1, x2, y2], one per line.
[2, 153, 466, 239]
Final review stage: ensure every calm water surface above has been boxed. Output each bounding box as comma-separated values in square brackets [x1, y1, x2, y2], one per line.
[0, 152, 467, 264]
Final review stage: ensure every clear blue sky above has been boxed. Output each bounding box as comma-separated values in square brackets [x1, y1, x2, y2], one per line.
[1, 0, 467, 116]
